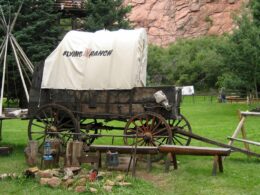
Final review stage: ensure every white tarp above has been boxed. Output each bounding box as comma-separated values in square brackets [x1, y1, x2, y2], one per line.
[181, 86, 195, 95]
[41, 29, 147, 90]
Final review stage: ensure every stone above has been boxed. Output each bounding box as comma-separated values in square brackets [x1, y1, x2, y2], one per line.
[123, 0, 245, 46]
[40, 178, 50, 185]
[228, 0, 236, 4]
[76, 178, 87, 186]
[47, 177, 61, 188]
[105, 179, 115, 186]
[117, 182, 132, 186]
[63, 178, 74, 188]
[115, 175, 125, 182]
[103, 185, 113, 192]
[75, 186, 86, 193]
[190, 3, 200, 12]
[37, 170, 53, 178]
[89, 187, 98, 193]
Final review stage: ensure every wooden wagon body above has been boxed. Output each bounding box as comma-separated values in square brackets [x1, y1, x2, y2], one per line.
[28, 64, 181, 120]
[27, 64, 191, 153]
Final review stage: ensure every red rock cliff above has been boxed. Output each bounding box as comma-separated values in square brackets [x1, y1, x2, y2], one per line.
[124, 0, 245, 46]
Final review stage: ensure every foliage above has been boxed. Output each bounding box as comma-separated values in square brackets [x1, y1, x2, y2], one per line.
[147, 36, 227, 90]
[83, 0, 132, 32]
[220, 7, 260, 96]
[0, 98, 260, 194]
[0, 0, 62, 106]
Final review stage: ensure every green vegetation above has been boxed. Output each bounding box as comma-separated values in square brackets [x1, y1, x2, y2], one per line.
[0, 98, 259, 194]
[148, 36, 228, 90]
[83, 0, 132, 31]
[148, 0, 260, 96]
[0, 0, 62, 105]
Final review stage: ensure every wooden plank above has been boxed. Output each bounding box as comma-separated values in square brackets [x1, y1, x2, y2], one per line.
[174, 128, 260, 157]
[158, 145, 231, 156]
[0, 147, 12, 155]
[239, 111, 250, 154]
[227, 137, 260, 146]
[88, 145, 159, 154]
[240, 111, 260, 116]
[227, 116, 245, 146]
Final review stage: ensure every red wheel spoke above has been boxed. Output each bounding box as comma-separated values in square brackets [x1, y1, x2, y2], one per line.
[138, 117, 144, 125]
[132, 120, 143, 132]
[151, 116, 156, 128]
[153, 127, 167, 135]
[152, 120, 162, 131]
[145, 115, 149, 127]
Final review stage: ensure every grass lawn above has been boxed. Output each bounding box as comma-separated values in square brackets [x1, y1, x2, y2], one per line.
[0, 96, 260, 194]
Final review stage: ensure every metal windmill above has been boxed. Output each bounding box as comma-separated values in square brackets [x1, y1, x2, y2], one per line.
[0, 1, 34, 116]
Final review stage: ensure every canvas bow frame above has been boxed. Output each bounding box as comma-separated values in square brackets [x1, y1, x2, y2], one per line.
[0, 1, 34, 116]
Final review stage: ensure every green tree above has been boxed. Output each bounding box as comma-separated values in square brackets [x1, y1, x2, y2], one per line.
[83, 0, 131, 31]
[221, 11, 260, 97]
[0, 0, 62, 106]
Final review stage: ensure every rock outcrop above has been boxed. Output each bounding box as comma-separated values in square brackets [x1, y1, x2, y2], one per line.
[124, 0, 246, 46]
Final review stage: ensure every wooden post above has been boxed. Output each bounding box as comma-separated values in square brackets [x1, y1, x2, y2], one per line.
[65, 141, 73, 167]
[72, 141, 83, 166]
[172, 153, 178, 170]
[65, 141, 83, 167]
[218, 156, 223, 172]
[212, 155, 218, 176]
[240, 112, 250, 155]
[146, 154, 152, 172]
[227, 111, 245, 146]
[50, 139, 61, 167]
[25, 140, 38, 166]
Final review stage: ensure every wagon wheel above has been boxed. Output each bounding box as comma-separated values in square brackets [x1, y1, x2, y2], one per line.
[124, 112, 172, 161]
[28, 104, 80, 155]
[168, 114, 192, 146]
[79, 118, 98, 145]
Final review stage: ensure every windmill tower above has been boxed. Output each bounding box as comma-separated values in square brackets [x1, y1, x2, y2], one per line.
[0, 2, 34, 116]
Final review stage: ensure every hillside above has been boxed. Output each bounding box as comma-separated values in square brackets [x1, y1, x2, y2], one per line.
[124, 0, 246, 46]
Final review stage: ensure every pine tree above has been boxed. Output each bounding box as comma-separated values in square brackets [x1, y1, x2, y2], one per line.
[251, 0, 260, 26]
[0, 0, 62, 106]
[83, 0, 131, 32]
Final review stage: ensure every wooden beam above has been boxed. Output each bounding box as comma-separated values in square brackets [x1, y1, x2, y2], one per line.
[240, 111, 260, 116]
[88, 145, 159, 154]
[227, 137, 260, 147]
[174, 128, 260, 157]
[158, 145, 231, 156]
[227, 116, 245, 146]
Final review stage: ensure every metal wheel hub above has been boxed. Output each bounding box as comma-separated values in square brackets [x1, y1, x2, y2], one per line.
[48, 125, 58, 132]
[143, 132, 153, 142]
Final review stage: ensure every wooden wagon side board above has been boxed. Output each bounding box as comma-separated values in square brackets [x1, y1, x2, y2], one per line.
[28, 63, 181, 120]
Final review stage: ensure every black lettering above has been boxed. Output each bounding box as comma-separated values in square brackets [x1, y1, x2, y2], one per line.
[63, 51, 68, 56]
[103, 51, 108, 56]
[89, 51, 95, 57]
[94, 51, 99, 56]
[98, 51, 104, 56]
[107, 50, 113, 56]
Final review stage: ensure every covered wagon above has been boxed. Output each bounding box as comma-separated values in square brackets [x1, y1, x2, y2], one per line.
[28, 29, 192, 154]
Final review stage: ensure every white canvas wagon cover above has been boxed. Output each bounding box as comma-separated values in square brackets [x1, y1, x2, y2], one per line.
[41, 29, 147, 90]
